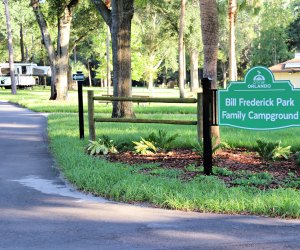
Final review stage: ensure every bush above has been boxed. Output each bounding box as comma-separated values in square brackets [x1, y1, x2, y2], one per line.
[145, 129, 178, 151]
[256, 140, 291, 161]
[86, 135, 118, 155]
[295, 152, 300, 167]
[132, 138, 157, 155]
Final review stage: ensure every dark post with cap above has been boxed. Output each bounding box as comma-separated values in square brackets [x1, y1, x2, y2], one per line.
[76, 71, 84, 139]
[202, 78, 213, 175]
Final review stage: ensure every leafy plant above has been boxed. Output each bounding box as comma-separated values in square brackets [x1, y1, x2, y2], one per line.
[272, 144, 291, 160]
[100, 135, 118, 154]
[256, 140, 278, 161]
[282, 172, 300, 189]
[145, 129, 178, 151]
[193, 137, 229, 158]
[117, 141, 134, 151]
[232, 172, 274, 188]
[295, 152, 300, 167]
[86, 140, 109, 155]
[132, 138, 157, 155]
[256, 140, 291, 161]
[213, 167, 233, 177]
[86, 136, 118, 156]
[184, 164, 203, 172]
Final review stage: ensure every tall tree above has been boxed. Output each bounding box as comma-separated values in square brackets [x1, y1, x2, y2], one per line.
[185, 0, 202, 93]
[31, 0, 79, 100]
[178, 0, 186, 98]
[92, 0, 135, 118]
[2, 0, 17, 94]
[227, 0, 261, 80]
[250, 0, 292, 67]
[199, 0, 219, 138]
[133, 3, 177, 96]
[228, 0, 237, 81]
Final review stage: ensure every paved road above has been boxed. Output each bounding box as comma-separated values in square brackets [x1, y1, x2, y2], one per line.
[1, 100, 300, 250]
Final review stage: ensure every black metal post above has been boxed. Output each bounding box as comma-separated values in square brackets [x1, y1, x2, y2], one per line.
[77, 71, 84, 139]
[202, 78, 212, 175]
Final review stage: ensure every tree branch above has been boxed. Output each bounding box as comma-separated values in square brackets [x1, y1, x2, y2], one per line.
[69, 27, 96, 53]
[91, 0, 112, 28]
[30, 0, 56, 64]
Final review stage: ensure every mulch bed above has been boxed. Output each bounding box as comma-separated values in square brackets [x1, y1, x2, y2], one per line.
[105, 148, 300, 190]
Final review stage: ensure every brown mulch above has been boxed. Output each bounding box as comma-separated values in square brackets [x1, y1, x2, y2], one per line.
[105, 148, 300, 190]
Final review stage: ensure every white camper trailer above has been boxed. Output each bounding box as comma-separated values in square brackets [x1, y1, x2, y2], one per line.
[0, 63, 51, 88]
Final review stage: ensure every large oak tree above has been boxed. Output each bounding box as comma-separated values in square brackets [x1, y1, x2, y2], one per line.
[92, 0, 135, 118]
[31, 0, 79, 100]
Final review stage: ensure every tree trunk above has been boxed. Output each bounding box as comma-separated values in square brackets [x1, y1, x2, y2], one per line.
[31, 0, 78, 101]
[20, 24, 25, 62]
[148, 72, 154, 97]
[190, 49, 199, 92]
[178, 0, 186, 98]
[229, 0, 237, 81]
[68, 65, 73, 90]
[55, 7, 73, 101]
[221, 62, 227, 89]
[199, 0, 220, 139]
[92, 0, 135, 118]
[111, 0, 135, 118]
[106, 27, 111, 95]
[3, 0, 17, 94]
[31, 0, 56, 99]
[88, 62, 92, 87]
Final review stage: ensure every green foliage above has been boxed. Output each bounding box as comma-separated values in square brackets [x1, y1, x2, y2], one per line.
[145, 129, 178, 151]
[295, 152, 300, 167]
[287, 15, 300, 51]
[272, 144, 291, 160]
[250, 1, 293, 67]
[86, 136, 118, 155]
[132, 138, 157, 155]
[256, 140, 291, 161]
[282, 172, 300, 189]
[184, 164, 203, 172]
[213, 167, 233, 177]
[256, 140, 279, 161]
[99, 135, 118, 154]
[232, 172, 274, 188]
[27, 104, 300, 218]
[86, 140, 109, 155]
[193, 137, 229, 158]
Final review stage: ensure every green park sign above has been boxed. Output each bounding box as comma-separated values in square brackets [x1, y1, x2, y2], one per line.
[218, 66, 300, 130]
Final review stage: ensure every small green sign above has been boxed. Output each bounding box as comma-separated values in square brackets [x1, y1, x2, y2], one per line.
[218, 66, 300, 130]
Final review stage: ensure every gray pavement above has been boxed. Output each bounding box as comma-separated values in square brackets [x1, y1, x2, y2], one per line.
[0, 100, 300, 250]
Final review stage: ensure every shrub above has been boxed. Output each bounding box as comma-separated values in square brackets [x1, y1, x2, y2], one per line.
[272, 143, 291, 160]
[256, 140, 278, 161]
[145, 129, 178, 151]
[295, 152, 300, 167]
[86, 136, 118, 155]
[132, 138, 157, 155]
[256, 140, 291, 161]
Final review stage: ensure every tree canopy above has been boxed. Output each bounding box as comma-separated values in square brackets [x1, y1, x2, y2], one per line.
[0, 0, 299, 94]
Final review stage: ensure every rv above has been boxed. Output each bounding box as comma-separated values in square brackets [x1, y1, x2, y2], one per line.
[0, 63, 51, 88]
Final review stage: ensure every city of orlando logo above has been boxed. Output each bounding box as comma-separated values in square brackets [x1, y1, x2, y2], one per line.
[253, 70, 265, 85]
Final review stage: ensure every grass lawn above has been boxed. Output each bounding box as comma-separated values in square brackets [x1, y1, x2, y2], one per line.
[1, 87, 300, 218]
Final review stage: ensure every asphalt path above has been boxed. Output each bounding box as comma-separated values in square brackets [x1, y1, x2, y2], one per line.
[1, 100, 300, 250]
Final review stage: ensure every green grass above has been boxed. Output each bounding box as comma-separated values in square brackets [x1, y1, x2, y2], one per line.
[2, 88, 300, 218]
[48, 115, 300, 217]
